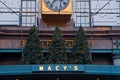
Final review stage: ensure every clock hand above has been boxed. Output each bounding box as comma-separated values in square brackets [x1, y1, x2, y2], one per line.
[50, 0, 55, 8]
[59, 0, 62, 10]
[63, 0, 67, 6]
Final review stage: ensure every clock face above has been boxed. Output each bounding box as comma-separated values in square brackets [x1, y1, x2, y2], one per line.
[45, 0, 69, 11]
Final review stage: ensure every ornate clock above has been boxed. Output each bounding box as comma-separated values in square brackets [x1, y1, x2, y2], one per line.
[45, 0, 69, 11]
[41, 0, 72, 26]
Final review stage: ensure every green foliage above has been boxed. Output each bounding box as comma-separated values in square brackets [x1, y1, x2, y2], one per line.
[21, 26, 44, 64]
[69, 26, 91, 64]
[48, 27, 68, 64]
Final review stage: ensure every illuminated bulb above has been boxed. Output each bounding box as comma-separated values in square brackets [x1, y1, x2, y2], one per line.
[56, 78, 59, 80]
[96, 78, 100, 80]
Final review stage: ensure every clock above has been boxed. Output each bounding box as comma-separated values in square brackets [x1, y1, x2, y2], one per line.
[41, 0, 72, 26]
[45, 0, 69, 11]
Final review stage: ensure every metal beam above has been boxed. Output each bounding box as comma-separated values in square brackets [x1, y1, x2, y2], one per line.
[0, 48, 119, 53]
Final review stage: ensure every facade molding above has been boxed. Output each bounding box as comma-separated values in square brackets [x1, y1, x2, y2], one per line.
[0, 48, 119, 54]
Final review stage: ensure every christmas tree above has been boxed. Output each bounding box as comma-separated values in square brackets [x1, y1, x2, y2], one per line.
[48, 27, 68, 64]
[69, 26, 91, 64]
[22, 26, 44, 64]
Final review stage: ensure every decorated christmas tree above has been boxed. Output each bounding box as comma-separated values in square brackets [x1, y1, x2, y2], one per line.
[69, 26, 91, 64]
[48, 27, 68, 64]
[22, 26, 44, 64]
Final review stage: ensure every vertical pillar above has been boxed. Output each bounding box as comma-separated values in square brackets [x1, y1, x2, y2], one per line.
[89, 0, 92, 27]
[19, 0, 22, 27]
[113, 39, 120, 65]
[113, 54, 120, 65]
[116, 0, 120, 24]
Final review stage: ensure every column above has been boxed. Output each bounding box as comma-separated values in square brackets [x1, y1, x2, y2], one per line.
[113, 39, 120, 65]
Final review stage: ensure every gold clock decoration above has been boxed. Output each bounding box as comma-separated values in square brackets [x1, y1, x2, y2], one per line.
[44, 0, 69, 11]
[41, 0, 72, 26]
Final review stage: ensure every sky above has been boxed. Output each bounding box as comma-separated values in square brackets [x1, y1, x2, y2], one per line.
[0, 0, 119, 27]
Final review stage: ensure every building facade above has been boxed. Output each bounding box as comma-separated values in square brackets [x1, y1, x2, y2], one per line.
[0, 0, 120, 80]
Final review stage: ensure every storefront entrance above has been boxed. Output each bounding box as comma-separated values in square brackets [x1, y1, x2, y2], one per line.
[0, 73, 118, 80]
